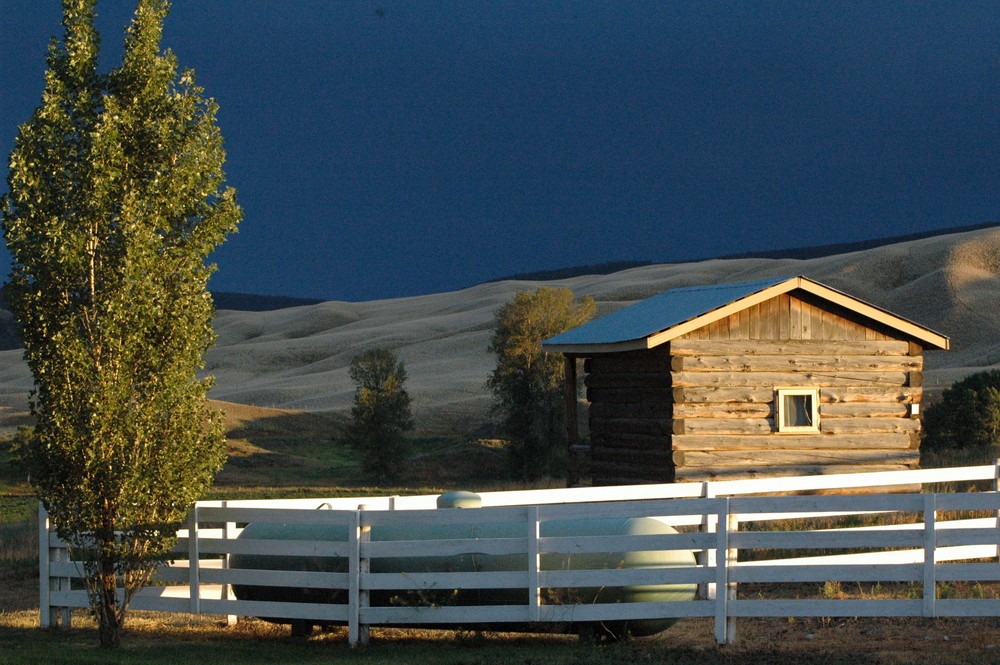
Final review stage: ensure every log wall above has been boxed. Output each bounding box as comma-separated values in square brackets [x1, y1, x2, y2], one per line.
[585, 349, 674, 485]
[583, 293, 925, 486]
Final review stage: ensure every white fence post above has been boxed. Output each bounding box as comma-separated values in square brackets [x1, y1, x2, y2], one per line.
[187, 506, 200, 615]
[699, 481, 717, 600]
[713, 498, 733, 645]
[38, 504, 71, 628]
[527, 506, 541, 622]
[221, 502, 237, 626]
[38, 503, 52, 628]
[726, 510, 739, 645]
[349, 504, 370, 647]
[923, 493, 937, 617]
[56, 546, 71, 627]
[993, 459, 1000, 561]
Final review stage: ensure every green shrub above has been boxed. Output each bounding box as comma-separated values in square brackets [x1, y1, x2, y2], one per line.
[923, 370, 1000, 451]
[343, 348, 414, 482]
[487, 288, 595, 480]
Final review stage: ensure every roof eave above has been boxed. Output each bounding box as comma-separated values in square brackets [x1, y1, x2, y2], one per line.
[793, 278, 950, 350]
[541, 339, 653, 355]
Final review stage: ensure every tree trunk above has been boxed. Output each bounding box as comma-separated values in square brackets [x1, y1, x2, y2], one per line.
[94, 529, 125, 649]
[97, 570, 123, 648]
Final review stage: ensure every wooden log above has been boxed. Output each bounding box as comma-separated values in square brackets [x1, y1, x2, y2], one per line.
[672, 388, 921, 407]
[670, 339, 911, 357]
[675, 418, 774, 435]
[590, 447, 675, 465]
[820, 386, 920, 403]
[590, 432, 671, 450]
[585, 354, 671, 373]
[673, 402, 773, 419]
[820, 417, 920, 435]
[673, 448, 920, 468]
[673, 464, 914, 483]
[589, 417, 673, 436]
[818, 402, 909, 417]
[671, 370, 908, 388]
[672, 386, 775, 404]
[589, 402, 669, 420]
[594, 471, 675, 486]
[585, 373, 670, 389]
[908, 371, 923, 387]
[670, 354, 922, 373]
[587, 387, 673, 403]
[671, 432, 914, 451]
[591, 456, 673, 472]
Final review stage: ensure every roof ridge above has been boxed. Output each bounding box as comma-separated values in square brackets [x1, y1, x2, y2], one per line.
[542, 275, 948, 352]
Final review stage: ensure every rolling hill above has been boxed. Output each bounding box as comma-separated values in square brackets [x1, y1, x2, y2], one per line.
[0, 225, 997, 435]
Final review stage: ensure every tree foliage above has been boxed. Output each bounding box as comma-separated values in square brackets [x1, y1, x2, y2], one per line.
[1, 0, 240, 647]
[923, 370, 1000, 452]
[487, 287, 596, 480]
[344, 348, 414, 482]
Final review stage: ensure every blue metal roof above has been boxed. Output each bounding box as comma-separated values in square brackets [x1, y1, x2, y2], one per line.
[543, 277, 790, 347]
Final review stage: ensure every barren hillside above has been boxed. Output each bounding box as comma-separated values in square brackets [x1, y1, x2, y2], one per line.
[0, 226, 997, 433]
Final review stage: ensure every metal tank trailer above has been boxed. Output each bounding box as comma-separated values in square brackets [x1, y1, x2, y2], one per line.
[230, 491, 697, 640]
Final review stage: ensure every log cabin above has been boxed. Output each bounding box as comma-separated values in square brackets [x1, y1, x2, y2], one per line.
[541, 276, 949, 486]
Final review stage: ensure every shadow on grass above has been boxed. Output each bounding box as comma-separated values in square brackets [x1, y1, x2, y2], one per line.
[4, 616, 999, 665]
[216, 403, 513, 491]
[217, 408, 356, 488]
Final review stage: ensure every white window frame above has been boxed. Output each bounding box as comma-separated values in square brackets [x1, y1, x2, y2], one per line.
[775, 388, 820, 433]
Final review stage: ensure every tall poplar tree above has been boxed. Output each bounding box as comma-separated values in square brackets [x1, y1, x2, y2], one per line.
[2, 0, 241, 647]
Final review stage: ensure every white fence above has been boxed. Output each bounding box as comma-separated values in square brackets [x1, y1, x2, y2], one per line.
[39, 463, 1000, 646]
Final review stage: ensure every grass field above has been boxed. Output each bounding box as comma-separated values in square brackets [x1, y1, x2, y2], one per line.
[5, 402, 1000, 663]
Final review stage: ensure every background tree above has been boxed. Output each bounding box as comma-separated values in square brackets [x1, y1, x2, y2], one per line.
[923, 370, 1000, 452]
[488, 287, 596, 480]
[344, 347, 414, 482]
[2, 0, 240, 648]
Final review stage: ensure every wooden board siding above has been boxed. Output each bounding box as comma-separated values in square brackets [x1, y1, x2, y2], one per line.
[679, 294, 895, 342]
[582, 292, 926, 486]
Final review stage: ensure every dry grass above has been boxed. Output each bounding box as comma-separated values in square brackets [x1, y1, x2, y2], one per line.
[4, 608, 1000, 664]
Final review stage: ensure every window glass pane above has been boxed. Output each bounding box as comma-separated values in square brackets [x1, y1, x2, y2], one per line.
[783, 394, 813, 427]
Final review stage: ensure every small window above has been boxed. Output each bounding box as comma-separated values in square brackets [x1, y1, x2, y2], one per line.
[776, 388, 820, 433]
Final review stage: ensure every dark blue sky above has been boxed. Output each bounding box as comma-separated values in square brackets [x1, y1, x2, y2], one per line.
[3, 2, 999, 301]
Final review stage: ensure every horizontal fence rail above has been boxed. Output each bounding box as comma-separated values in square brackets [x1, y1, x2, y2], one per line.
[39, 463, 1000, 645]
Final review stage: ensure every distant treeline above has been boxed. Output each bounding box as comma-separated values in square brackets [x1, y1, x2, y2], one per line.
[486, 222, 1000, 284]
